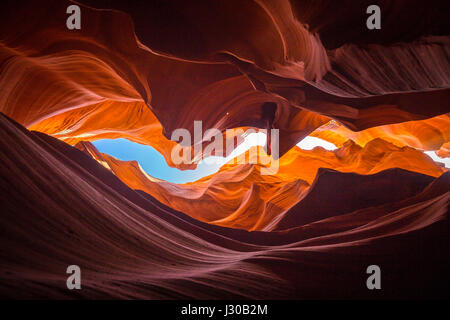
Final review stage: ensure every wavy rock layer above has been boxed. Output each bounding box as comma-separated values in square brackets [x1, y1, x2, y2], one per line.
[0, 0, 449, 299]
[1, 114, 449, 299]
[1, 0, 449, 166]
[75, 136, 445, 231]
[312, 115, 450, 153]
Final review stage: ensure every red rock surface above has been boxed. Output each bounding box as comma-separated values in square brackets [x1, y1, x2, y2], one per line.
[0, 0, 449, 299]
[74, 139, 446, 231]
[1, 0, 449, 162]
[1, 114, 449, 299]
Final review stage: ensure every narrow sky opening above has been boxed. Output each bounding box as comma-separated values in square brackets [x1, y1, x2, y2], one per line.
[92, 134, 337, 184]
[92, 135, 449, 184]
[425, 151, 450, 168]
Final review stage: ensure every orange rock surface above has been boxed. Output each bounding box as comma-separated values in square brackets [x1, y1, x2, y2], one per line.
[311, 115, 450, 152]
[0, 0, 449, 299]
[76, 138, 446, 231]
[2, 0, 449, 166]
[1, 0, 448, 232]
[1, 113, 449, 299]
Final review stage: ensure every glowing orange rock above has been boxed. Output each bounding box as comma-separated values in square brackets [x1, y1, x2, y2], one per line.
[76, 137, 446, 231]
[1, 0, 448, 167]
[311, 115, 450, 152]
